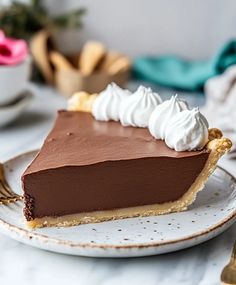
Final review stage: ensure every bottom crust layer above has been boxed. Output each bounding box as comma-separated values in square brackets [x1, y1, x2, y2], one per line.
[27, 133, 232, 228]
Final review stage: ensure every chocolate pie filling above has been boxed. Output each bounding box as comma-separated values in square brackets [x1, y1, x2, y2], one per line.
[22, 111, 210, 220]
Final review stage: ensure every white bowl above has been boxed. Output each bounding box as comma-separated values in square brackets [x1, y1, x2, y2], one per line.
[0, 90, 33, 127]
[0, 57, 31, 105]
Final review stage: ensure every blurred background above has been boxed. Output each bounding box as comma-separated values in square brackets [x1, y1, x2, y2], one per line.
[46, 0, 236, 58]
[4, 0, 235, 58]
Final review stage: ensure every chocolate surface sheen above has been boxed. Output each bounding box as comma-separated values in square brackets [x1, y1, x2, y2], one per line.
[22, 111, 210, 220]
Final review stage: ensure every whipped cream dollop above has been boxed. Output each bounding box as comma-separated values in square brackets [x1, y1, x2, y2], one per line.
[148, 95, 188, 139]
[91, 83, 209, 152]
[165, 108, 209, 151]
[92, 82, 131, 121]
[119, 86, 162, 128]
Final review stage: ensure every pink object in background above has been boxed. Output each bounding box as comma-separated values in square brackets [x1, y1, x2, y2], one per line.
[0, 30, 28, 65]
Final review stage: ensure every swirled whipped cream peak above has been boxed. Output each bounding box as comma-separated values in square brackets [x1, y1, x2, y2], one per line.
[148, 94, 189, 140]
[165, 107, 209, 151]
[92, 82, 131, 121]
[119, 85, 162, 128]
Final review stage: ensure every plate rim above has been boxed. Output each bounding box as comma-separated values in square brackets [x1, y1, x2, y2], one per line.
[1, 150, 236, 250]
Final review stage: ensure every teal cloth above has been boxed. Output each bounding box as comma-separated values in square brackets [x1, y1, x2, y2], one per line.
[132, 40, 236, 91]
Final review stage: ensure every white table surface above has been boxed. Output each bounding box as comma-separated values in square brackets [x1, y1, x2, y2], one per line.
[0, 83, 236, 285]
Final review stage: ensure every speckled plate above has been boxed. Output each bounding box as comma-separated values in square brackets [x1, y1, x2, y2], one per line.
[0, 151, 236, 258]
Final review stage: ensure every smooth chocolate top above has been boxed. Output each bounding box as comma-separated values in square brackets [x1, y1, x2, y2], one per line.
[24, 111, 209, 175]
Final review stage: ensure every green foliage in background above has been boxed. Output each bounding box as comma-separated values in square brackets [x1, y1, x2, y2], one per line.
[0, 0, 86, 40]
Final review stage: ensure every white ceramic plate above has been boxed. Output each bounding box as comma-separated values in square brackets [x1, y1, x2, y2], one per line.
[0, 91, 33, 127]
[0, 151, 236, 258]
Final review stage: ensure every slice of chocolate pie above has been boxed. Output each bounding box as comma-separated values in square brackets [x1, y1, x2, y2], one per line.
[22, 85, 232, 228]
